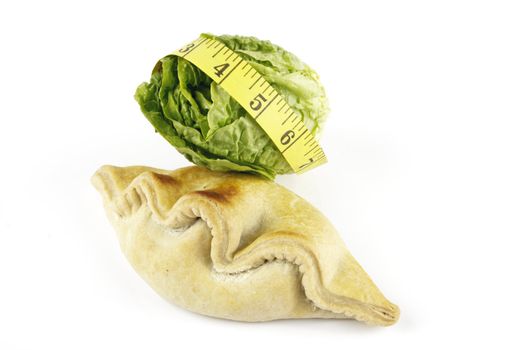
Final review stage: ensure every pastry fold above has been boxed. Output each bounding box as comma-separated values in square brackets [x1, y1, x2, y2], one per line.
[92, 165, 399, 326]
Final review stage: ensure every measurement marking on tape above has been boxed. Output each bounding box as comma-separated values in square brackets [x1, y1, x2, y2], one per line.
[312, 148, 323, 157]
[282, 111, 294, 125]
[243, 66, 253, 77]
[225, 51, 235, 61]
[179, 38, 207, 57]
[282, 129, 308, 153]
[249, 76, 262, 89]
[255, 94, 278, 119]
[305, 145, 319, 156]
[212, 46, 226, 58]
[218, 60, 243, 85]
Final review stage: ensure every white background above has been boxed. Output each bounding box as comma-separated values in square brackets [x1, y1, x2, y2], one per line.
[1, 0, 524, 349]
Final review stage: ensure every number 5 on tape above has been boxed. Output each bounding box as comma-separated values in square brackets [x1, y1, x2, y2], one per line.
[173, 36, 327, 174]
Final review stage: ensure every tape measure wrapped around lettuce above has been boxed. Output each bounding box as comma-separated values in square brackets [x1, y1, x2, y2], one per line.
[135, 34, 329, 179]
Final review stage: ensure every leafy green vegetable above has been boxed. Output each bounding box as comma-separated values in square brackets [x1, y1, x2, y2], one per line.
[135, 33, 329, 179]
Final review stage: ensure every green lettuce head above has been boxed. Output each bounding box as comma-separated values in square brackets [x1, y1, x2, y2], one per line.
[135, 34, 329, 179]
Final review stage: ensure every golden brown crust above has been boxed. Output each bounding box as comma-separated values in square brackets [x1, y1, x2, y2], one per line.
[92, 165, 399, 326]
[194, 186, 238, 204]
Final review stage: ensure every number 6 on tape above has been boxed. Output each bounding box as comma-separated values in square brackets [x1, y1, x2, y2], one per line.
[172, 36, 327, 174]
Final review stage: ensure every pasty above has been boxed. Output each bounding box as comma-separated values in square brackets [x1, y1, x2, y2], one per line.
[92, 165, 399, 326]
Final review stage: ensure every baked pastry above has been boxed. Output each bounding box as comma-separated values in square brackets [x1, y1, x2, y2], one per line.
[92, 165, 399, 326]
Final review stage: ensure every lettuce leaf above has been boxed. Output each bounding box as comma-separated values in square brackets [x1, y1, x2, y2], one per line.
[135, 34, 329, 179]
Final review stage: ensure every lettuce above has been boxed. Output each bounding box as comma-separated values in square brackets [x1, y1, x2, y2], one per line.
[135, 34, 329, 179]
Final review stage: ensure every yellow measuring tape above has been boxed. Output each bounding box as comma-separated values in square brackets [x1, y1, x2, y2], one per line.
[172, 36, 327, 174]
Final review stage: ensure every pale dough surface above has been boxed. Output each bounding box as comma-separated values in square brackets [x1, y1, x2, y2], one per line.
[92, 165, 399, 326]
